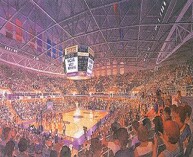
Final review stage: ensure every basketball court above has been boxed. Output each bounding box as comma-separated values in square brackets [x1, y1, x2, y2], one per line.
[29, 109, 109, 146]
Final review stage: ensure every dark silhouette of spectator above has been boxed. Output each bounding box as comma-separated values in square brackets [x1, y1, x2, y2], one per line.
[3, 140, 15, 157]
[153, 116, 163, 135]
[142, 117, 151, 131]
[17, 137, 28, 157]
[50, 150, 58, 157]
[60, 145, 71, 157]
[162, 107, 172, 121]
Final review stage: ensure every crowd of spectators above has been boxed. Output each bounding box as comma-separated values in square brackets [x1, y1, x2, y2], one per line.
[0, 61, 193, 156]
[0, 61, 193, 97]
[0, 101, 13, 122]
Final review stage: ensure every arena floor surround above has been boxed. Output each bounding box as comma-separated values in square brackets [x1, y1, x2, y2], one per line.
[26, 109, 109, 148]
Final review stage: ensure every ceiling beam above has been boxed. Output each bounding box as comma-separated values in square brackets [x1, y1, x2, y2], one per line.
[156, 0, 193, 64]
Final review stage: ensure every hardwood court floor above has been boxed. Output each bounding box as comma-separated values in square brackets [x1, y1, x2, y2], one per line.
[37, 109, 108, 139]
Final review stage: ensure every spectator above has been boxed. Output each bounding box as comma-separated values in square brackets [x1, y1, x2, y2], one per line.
[173, 91, 182, 106]
[172, 106, 191, 152]
[142, 117, 151, 131]
[153, 116, 164, 135]
[102, 130, 120, 155]
[88, 138, 106, 157]
[3, 140, 15, 157]
[131, 120, 140, 148]
[60, 145, 71, 157]
[115, 128, 134, 157]
[50, 150, 58, 157]
[15, 137, 28, 157]
[183, 104, 193, 156]
[153, 120, 183, 157]
[134, 125, 153, 157]
[162, 107, 172, 121]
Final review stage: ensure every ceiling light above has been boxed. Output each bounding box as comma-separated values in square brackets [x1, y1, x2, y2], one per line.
[155, 25, 158, 30]
[160, 12, 162, 16]
[161, 8, 164, 13]
[158, 18, 161, 22]
[162, 6, 165, 11]
[163, 1, 166, 6]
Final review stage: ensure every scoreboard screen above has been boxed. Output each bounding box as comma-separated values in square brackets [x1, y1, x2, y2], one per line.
[78, 56, 88, 71]
[63, 45, 94, 80]
[65, 53, 78, 73]
[87, 56, 94, 74]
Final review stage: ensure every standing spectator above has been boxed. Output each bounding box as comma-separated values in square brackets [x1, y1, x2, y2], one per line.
[183, 104, 193, 156]
[115, 128, 134, 157]
[153, 120, 183, 157]
[134, 125, 153, 157]
[172, 106, 191, 153]
[102, 129, 120, 155]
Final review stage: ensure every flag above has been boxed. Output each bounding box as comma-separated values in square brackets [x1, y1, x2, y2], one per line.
[47, 39, 51, 57]
[29, 28, 36, 49]
[59, 46, 63, 62]
[37, 34, 42, 53]
[113, 3, 118, 15]
[5, 16, 13, 39]
[119, 28, 124, 39]
[15, 18, 22, 42]
[52, 42, 56, 59]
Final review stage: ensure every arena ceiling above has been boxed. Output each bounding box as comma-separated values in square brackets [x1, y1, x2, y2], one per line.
[0, 0, 193, 75]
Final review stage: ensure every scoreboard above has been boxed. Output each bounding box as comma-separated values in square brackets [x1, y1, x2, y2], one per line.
[63, 45, 94, 80]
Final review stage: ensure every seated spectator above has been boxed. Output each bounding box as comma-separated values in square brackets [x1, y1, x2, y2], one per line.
[153, 120, 183, 157]
[134, 125, 153, 157]
[115, 128, 134, 157]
